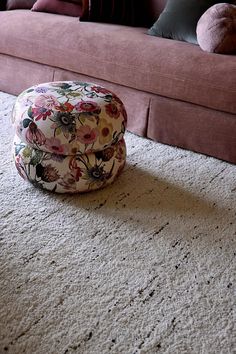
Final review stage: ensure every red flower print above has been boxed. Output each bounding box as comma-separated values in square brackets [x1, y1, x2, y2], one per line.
[105, 103, 120, 119]
[32, 107, 51, 121]
[32, 94, 58, 121]
[69, 156, 82, 182]
[76, 125, 99, 145]
[74, 167, 82, 181]
[75, 101, 101, 114]
[69, 156, 77, 170]
[25, 122, 46, 146]
[59, 166, 82, 191]
[56, 102, 74, 113]
[97, 118, 113, 145]
[90, 86, 112, 95]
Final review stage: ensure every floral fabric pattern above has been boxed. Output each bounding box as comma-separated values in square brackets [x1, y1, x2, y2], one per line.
[13, 135, 126, 193]
[12, 81, 127, 193]
[12, 81, 127, 156]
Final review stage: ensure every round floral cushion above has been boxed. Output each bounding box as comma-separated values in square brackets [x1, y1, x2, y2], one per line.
[12, 81, 127, 156]
[13, 135, 126, 193]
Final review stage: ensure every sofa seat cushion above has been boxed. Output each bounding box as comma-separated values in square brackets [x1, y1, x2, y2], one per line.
[0, 10, 236, 114]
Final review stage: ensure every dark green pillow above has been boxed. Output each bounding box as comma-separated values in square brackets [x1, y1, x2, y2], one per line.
[148, 0, 231, 44]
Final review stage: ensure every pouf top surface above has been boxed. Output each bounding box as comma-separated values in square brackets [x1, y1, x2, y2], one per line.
[12, 81, 127, 156]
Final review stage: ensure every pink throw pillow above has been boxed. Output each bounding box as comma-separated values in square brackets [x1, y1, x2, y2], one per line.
[32, 0, 82, 16]
[197, 3, 236, 54]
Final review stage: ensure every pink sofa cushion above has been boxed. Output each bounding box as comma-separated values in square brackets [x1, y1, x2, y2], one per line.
[32, 0, 82, 16]
[1, 10, 236, 115]
[197, 3, 236, 54]
[6, 0, 36, 9]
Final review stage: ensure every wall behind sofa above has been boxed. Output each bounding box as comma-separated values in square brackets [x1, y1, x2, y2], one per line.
[0, 0, 7, 10]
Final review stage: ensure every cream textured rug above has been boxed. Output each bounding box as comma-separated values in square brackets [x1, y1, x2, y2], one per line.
[0, 91, 235, 354]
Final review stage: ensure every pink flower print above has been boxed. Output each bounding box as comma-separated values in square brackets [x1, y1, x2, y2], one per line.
[31, 106, 52, 121]
[15, 155, 28, 180]
[75, 101, 101, 114]
[59, 168, 82, 191]
[105, 103, 120, 119]
[34, 94, 58, 110]
[76, 125, 99, 145]
[32, 94, 58, 121]
[25, 122, 46, 146]
[59, 172, 77, 192]
[45, 137, 67, 155]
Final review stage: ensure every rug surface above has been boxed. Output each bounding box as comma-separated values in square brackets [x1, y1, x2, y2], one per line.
[0, 91, 235, 354]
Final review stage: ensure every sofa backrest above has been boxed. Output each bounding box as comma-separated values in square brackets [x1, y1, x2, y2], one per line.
[146, 0, 167, 24]
[0, 0, 7, 10]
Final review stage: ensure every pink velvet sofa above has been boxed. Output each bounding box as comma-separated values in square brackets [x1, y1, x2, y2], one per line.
[0, 0, 236, 163]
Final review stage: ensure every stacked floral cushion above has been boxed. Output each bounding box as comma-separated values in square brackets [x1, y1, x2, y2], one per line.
[12, 81, 127, 193]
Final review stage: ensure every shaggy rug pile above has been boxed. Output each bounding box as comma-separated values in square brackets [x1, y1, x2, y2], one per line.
[0, 91, 235, 354]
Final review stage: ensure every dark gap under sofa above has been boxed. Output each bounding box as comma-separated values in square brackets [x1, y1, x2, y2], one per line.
[0, 0, 236, 163]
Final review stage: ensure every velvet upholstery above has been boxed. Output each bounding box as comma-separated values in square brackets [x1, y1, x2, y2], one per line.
[197, 3, 236, 54]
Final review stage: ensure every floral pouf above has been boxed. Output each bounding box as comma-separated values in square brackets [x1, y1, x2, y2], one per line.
[12, 81, 127, 193]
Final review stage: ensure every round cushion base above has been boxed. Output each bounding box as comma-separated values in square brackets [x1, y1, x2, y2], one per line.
[13, 135, 126, 193]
